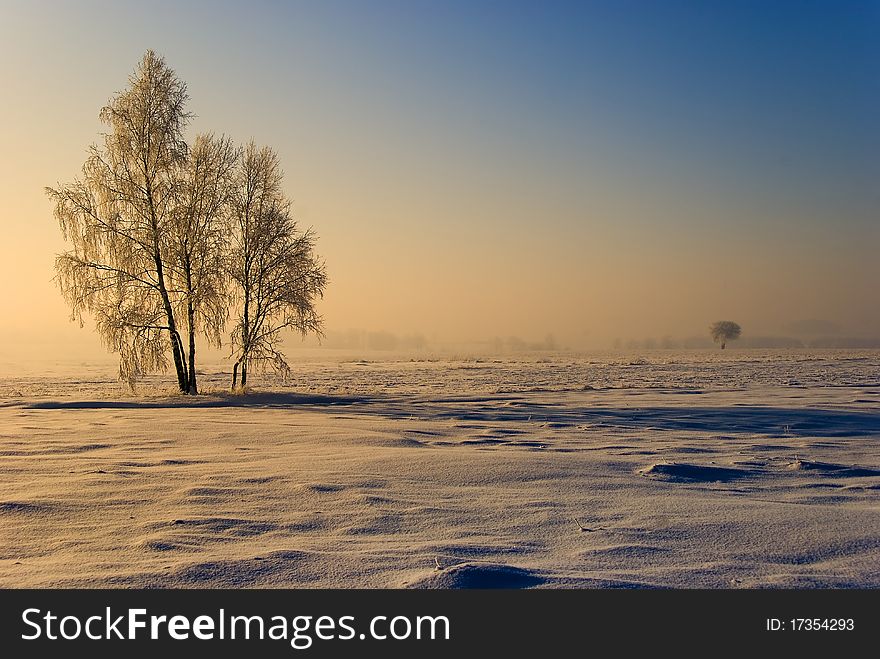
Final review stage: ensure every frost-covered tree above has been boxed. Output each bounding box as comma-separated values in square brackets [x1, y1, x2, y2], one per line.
[49, 52, 326, 393]
[167, 134, 239, 393]
[48, 50, 193, 391]
[709, 321, 741, 349]
[227, 142, 327, 390]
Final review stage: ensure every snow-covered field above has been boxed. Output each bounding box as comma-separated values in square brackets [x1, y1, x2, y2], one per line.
[1, 349, 878, 588]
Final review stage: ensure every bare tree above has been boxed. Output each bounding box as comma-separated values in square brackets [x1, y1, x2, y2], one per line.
[228, 142, 327, 390]
[166, 134, 239, 393]
[48, 50, 193, 391]
[709, 321, 741, 349]
[49, 52, 327, 393]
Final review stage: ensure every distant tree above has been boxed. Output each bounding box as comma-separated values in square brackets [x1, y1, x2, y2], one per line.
[709, 321, 741, 349]
[48, 51, 193, 391]
[227, 142, 327, 390]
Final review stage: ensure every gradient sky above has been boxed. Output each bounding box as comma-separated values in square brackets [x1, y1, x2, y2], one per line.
[1, 0, 878, 359]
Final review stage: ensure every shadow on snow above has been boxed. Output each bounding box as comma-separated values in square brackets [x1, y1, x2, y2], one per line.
[25, 392, 880, 438]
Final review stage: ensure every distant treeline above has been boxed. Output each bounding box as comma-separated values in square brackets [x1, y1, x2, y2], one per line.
[612, 336, 880, 350]
[309, 333, 561, 352]
[321, 330, 428, 351]
[300, 331, 880, 353]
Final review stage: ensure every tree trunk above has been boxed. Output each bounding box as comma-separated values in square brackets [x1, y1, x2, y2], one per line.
[171, 330, 190, 390]
[168, 326, 188, 392]
[161, 303, 188, 392]
[241, 285, 250, 389]
[232, 360, 240, 391]
[721, 342, 726, 350]
[187, 298, 198, 394]
[145, 178, 189, 394]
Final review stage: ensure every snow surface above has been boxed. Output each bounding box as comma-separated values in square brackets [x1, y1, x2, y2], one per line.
[1, 349, 878, 588]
